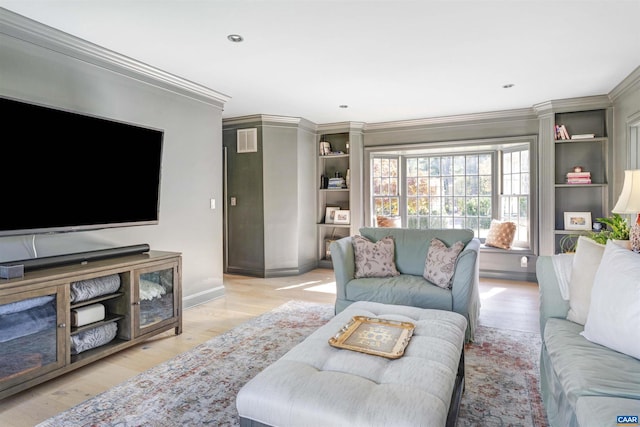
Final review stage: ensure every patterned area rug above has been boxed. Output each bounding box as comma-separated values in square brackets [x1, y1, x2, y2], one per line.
[37, 301, 548, 427]
[460, 326, 548, 426]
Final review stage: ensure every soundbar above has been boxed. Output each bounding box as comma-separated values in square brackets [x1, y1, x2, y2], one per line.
[3, 244, 150, 273]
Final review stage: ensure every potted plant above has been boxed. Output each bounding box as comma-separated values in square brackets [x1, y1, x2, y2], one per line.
[559, 234, 579, 253]
[589, 213, 630, 246]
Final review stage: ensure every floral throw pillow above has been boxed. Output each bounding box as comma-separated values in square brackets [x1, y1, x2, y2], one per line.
[352, 235, 400, 278]
[423, 238, 465, 289]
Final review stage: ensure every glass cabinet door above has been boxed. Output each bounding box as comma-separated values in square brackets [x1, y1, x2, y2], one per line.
[0, 286, 66, 391]
[134, 263, 178, 335]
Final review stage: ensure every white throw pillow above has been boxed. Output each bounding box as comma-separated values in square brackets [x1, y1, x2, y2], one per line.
[581, 240, 640, 360]
[566, 236, 606, 325]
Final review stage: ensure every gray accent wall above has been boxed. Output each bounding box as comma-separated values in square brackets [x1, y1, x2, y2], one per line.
[223, 116, 317, 277]
[611, 66, 640, 175]
[0, 10, 228, 308]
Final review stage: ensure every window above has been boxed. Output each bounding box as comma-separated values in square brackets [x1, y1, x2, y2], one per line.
[368, 139, 532, 248]
[372, 157, 400, 217]
[405, 154, 493, 237]
[501, 149, 530, 246]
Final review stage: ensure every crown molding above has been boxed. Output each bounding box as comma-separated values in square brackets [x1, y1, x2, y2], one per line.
[0, 9, 230, 108]
[222, 114, 317, 133]
[609, 65, 640, 102]
[316, 121, 366, 134]
[532, 95, 612, 115]
[362, 108, 536, 132]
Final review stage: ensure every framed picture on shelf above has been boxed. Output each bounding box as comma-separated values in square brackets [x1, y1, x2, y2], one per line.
[334, 210, 351, 225]
[564, 212, 592, 231]
[324, 206, 340, 224]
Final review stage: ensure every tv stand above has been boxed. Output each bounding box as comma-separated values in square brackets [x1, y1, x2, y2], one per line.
[0, 250, 181, 400]
[8, 244, 151, 272]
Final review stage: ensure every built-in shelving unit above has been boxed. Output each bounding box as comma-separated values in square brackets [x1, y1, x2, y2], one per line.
[317, 133, 351, 268]
[552, 108, 611, 253]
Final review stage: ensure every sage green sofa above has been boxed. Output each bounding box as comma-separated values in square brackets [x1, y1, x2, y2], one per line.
[536, 255, 640, 427]
[329, 227, 480, 341]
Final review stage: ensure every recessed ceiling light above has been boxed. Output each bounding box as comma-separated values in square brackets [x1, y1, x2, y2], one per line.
[339, 105, 348, 109]
[227, 34, 244, 43]
[502, 83, 515, 89]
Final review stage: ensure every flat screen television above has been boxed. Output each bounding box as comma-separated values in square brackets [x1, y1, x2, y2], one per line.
[0, 96, 163, 237]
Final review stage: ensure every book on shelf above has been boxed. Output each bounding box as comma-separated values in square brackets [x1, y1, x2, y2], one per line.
[566, 171, 591, 178]
[555, 124, 571, 140]
[570, 134, 596, 140]
[566, 178, 592, 184]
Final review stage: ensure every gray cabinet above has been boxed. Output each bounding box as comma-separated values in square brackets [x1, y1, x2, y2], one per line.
[0, 251, 182, 399]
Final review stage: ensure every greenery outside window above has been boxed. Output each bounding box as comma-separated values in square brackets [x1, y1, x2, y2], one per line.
[405, 154, 493, 236]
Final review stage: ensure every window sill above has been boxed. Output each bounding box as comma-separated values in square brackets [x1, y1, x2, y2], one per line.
[479, 244, 533, 254]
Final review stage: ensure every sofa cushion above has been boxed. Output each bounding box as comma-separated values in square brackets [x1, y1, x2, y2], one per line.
[423, 238, 465, 289]
[576, 396, 640, 427]
[352, 235, 400, 278]
[566, 236, 605, 325]
[484, 220, 516, 249]
[359, 228, 474, 276]
[544, 317, 640, 407]
[345, 275, 452, 311]
[581, 240, 640, 359]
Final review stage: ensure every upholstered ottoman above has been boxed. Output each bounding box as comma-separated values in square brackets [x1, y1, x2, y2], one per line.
[236, 301, 467, 427]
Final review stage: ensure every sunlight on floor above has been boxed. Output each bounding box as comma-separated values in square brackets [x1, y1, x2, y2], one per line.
[275, 280, 336, 294]
[303, 282, 336, 294]
[480, 286, 507, 300]
[276, 280, 322, 290]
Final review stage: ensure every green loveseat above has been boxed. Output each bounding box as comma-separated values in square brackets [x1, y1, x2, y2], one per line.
[329, 227, 481, 341]
[537, 255, 640, 427]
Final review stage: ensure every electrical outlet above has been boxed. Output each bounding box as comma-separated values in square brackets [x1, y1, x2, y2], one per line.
[520, 256, 528, 268]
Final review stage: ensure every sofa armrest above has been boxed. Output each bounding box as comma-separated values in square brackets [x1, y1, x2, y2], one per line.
[329, 236, 355, 302]
[451, 238, 480, 340]
[536, 256, 570, 336]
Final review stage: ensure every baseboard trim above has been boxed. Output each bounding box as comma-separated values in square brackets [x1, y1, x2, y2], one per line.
[183, 286, 225, 309]
[480, 269, 537, 282]
[227, 261, 317, 278]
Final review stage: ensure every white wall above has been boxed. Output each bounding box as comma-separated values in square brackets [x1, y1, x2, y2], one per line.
[0, 10, 228, 307]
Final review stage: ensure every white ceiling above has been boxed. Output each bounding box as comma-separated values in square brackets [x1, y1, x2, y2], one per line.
[1, 1, 639, 124]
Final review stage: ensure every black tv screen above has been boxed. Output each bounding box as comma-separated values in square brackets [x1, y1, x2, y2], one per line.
[0, 96, 163, 237]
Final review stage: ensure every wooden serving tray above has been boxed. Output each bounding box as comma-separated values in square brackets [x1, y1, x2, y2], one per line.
[328, 316, 415, 359]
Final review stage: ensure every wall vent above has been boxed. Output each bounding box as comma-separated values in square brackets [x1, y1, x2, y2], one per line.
[237, 128, 258, 153]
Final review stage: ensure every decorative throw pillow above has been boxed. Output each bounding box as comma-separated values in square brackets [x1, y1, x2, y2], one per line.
[484, 220, 516, 249]
[581, 240, 640, 360]
[566, 236, 606, 325]
[423, 238, 465, 289]
[352, 235, 400, 278]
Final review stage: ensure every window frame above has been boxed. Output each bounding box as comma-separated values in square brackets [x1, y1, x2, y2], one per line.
[364, 136, 538, 252]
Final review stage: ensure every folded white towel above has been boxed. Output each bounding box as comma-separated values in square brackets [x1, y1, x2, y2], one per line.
[71, 303, 106, 327]
[139, 279, 166, 301]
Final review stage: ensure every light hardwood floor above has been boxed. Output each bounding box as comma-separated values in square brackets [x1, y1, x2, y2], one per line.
[0, 269, 539, 426]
